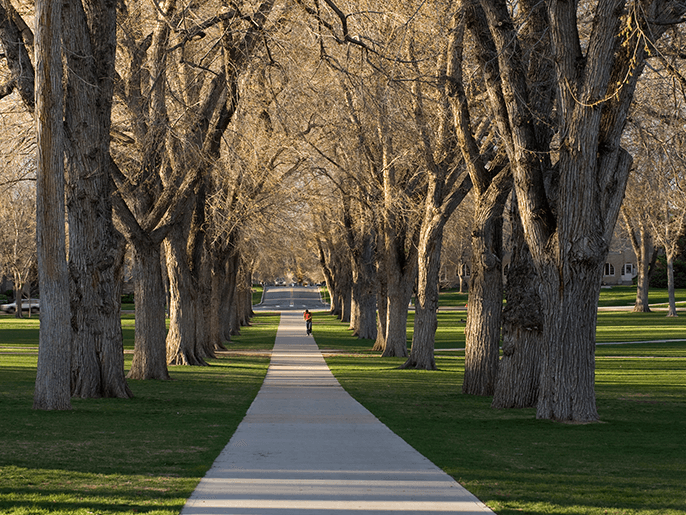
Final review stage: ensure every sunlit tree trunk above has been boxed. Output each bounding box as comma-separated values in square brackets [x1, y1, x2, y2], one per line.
[403, 241, 442, 370]
[666, 249, 678, 317]
[209, 251, 230, 350]
[33, 0, 72, 410]
[60, 0, 131, 399]
[622, 209, 654, 312]
[348, 233, 377, 340]
[165, 223, 207, 366]
[373, 258, 387, 352]
[382, 229, 415, 358]
[127, 242, 170, 380]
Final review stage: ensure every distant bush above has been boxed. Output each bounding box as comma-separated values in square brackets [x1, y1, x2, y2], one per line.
[649, 256, 686, 288]
[121, 293, 134, 304]
[0, 294, 7, 303]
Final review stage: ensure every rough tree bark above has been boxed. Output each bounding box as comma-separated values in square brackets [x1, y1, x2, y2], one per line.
[64, 0, 132, 398]
[492, 199, 543, 408]
[342, 198, 377, 340]
[402, 42, 473, 370]
[462, 187, 509, 395]
[447, 3, 513, 393]
[381, 226, 416, 358]
[373, 253, 388, 352]
[467, 0, 684, 421]
[165, 220, 207, 366]
[126, 241, 171, 380]
[33, 0, 72, 410]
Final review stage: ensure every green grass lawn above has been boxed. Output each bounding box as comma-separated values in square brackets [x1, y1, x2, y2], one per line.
[597, 285, 686, 307]
[0, 313, 279, 515]
[3, 294, 686, 515]
[440, 285, 686, 309]
[312, 308, 686, 354]
[319, 314, 686, 515]
[437, 288, 469, 306]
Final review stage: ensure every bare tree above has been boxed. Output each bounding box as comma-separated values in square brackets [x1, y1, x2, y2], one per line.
[450, 0, 686, 421]
[0, 164, 36, 319]
[402, 32, 473, 370]
[624, 53, 686, 316]
[622, 175, 656, 312]
[1, 0, 131, 402]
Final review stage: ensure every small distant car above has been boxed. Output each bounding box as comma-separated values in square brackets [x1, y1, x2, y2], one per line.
[0, 300, 40, 314]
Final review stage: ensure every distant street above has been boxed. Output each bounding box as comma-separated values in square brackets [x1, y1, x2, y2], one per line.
[254, 285, 330, 312]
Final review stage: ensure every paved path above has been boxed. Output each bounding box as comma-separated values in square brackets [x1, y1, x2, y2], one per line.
[181, 312, 493, 514]
[254, 286, 330, 312]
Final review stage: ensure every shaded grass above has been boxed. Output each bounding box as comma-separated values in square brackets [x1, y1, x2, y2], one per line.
[0, 313, 279, 515]
[0, 317, 40, 347]
[320, 317, 686, 515]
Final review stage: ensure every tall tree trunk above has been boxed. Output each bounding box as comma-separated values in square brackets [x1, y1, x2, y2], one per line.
[63, 0, 131, 399]
[492, 201, 542, 408]
[339, 274, 352, 324]
[349, 235, 377, 340]
[382, 234, 415, 358]
[462, 194, 506, 396]
[222, 252, 239, 342]
[127, 242, 170, 380]
[373, 260, 388, 352]
[535, 262, 602, 421]
[196, 248, 215, 359]
[209, 252, 229, 350]
[380, 218, 417, 358]
[33, 0, 72, 410]
[622, 209, 653, 312]
[634, 239, 654, 313]
[165, 224, 207, 366]
[458, 264, 469, 293]
[666, 250, 678, 317]
[71, 231, 132, 398]
[403, 240, 442, 370]
[12, 279, 26, 319]
[382, 278, 412, 358]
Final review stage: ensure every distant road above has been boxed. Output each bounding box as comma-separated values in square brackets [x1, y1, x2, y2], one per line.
[254, 286, 330, 312]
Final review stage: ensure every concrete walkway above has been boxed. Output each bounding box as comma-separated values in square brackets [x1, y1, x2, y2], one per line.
[181, 312, 493, 514]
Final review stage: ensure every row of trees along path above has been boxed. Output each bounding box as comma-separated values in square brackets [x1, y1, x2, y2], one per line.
[2, 0, 685, 423]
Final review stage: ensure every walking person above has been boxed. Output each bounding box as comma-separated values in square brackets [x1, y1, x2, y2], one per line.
[303, 309, 313, 336]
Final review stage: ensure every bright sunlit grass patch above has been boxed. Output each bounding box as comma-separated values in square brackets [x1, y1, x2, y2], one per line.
[596, 311, 686, 343]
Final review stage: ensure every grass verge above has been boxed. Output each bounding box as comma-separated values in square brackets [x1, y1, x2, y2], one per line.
[319, 314, 686, 515]
[0, 313, 279, 515]
[312, 309, 686, 354]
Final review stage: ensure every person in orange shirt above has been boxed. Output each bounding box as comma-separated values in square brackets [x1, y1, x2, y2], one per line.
[303, 309, 313, 336]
